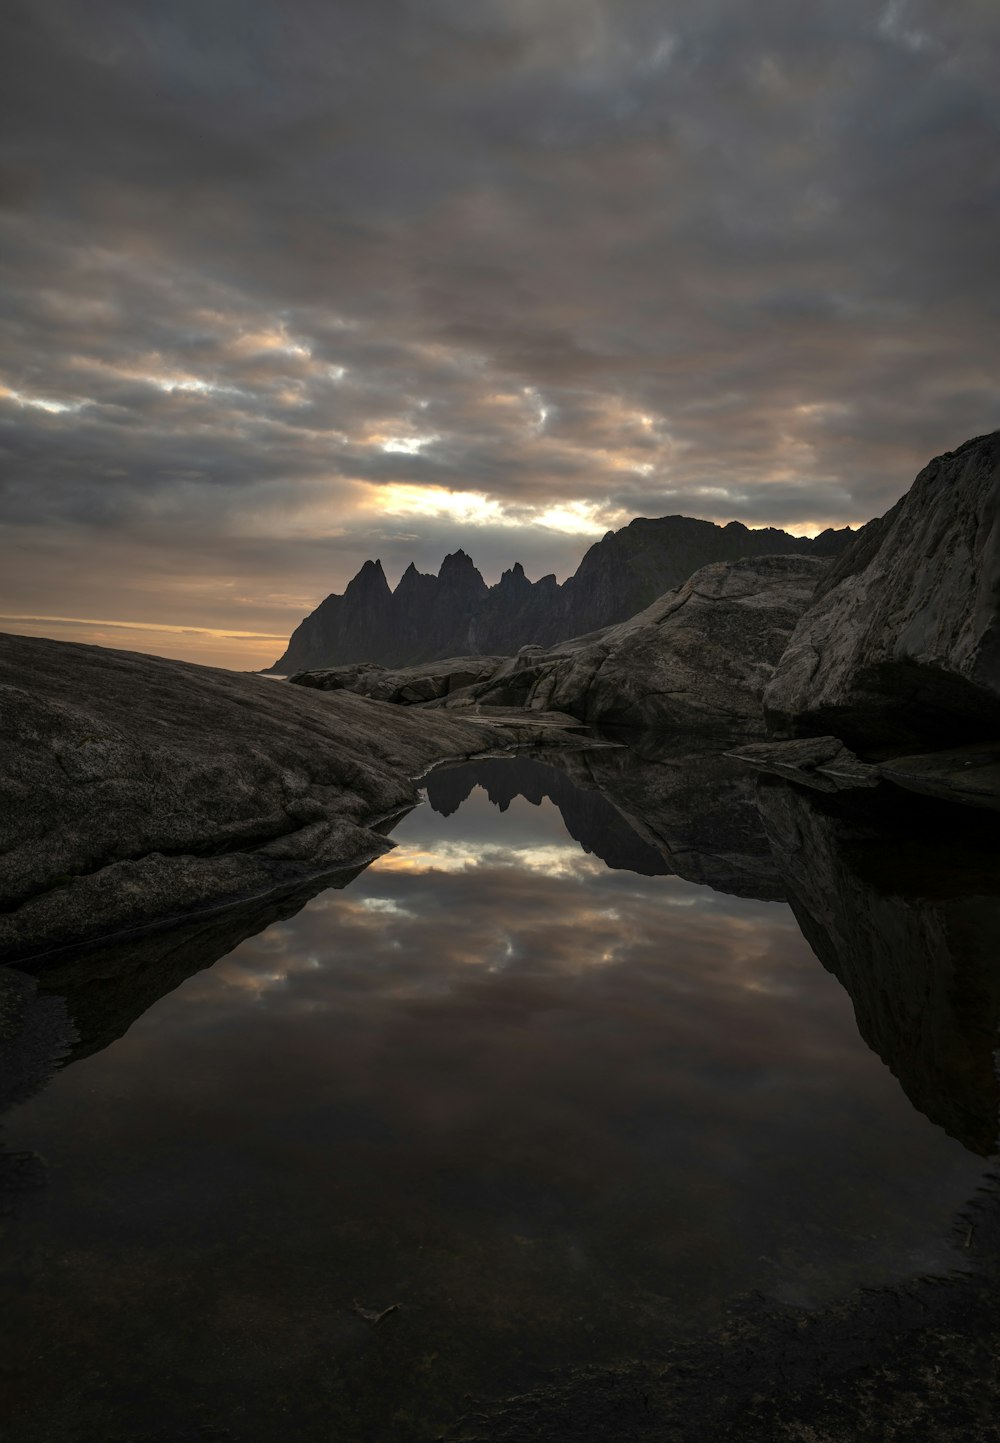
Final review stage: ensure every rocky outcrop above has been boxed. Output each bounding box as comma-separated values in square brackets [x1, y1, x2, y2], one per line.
[0, 632, 580, 963]
[290, 555, 827, 734]
[271, 518, 853, 672]
[290, 654, 508, 705]
[410, 554, 828, 735]
[765, 432, 1000, 753]
[757, 780, 1000, 1156]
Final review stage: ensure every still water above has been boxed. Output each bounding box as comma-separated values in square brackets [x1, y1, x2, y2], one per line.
[0, 757, 991, 1441]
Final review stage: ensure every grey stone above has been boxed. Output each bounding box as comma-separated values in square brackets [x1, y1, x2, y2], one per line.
[289, 654, 507, 703]
[441, 554, 828, 735]
[0, 632, 579, 962]
[765, 431, 1000, 752]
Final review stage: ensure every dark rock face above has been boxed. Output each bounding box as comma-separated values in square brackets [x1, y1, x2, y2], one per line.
[757, 780, 1000, 1157]
[435, 554, 828, 735]
[271, 518, 853, 672]
[0, 632, 578, 962]
[290, 655, 508, 705]
[765, 431, 1000, 753]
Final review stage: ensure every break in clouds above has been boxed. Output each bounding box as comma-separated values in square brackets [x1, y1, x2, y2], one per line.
[2, 0, 999, 665]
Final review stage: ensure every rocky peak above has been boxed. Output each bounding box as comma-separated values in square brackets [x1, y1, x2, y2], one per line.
[344, 558, 391, 602]
[437, 550, 488, 596]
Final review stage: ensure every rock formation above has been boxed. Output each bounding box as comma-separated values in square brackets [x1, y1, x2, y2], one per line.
[272, 517, 853, 672]
[290, 654, 508, 705]
[0, 632, 581, 963]
[293, 554, 828, 737]
[765, 431, 1000, 753]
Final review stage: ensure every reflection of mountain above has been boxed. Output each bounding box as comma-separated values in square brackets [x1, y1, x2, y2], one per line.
[758, 781, 1000, 1157]
[552, 742, 788, 902]
[423, 757, 670, 877]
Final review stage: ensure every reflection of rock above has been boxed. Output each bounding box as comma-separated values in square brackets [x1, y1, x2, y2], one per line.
[878, 743, 1000, 812]
[757, 780, 1000, 1155]
[423, 757, 670, 876]
[20, 868, 369, 1065]
[725, 736, 879, 792]
[558, 742, 786, 901]
[766, 432, 1000, 753]
[0, 967, 76, 1223]
[428, 744, 784, 902]
[0, 632, 578, 962]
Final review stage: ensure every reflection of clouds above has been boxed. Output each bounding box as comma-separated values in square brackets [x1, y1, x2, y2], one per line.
[4, 778, 987, 1423]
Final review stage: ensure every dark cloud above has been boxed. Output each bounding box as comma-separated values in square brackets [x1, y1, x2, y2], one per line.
[1, 0, 998, 663]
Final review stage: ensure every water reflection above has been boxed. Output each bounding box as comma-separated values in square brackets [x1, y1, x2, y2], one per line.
[0, 756, 996, 1442]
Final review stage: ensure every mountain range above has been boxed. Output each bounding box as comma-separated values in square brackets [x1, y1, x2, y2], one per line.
[270, 514, 854, 672]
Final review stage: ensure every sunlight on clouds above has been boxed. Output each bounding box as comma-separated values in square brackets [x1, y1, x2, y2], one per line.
[1, 385, 86, 414]
[366, 483, 507, 527]
[380, 434, 441, 455]
[533, 500, 614, 535]
[364, 484, 617, 537]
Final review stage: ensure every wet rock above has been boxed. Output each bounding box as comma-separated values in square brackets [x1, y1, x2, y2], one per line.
[725, 736, 879, 791]
[765, 431, 1000, 752]
[0, 632, 580, 962]
[443, 554, 828, 735]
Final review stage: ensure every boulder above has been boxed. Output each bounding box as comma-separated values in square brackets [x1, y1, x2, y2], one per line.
[765, 432, 1000, 752]
[0, 633, 579, 962]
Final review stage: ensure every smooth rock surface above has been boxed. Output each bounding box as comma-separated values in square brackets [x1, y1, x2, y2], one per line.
[0, 633, 579, 961]
[765, 431, 1000, 752]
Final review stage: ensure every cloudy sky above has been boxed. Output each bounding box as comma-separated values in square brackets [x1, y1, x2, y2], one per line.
[2, 1, 998, 668]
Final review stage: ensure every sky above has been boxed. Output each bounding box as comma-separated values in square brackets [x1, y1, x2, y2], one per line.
[2, 0, 998, 670]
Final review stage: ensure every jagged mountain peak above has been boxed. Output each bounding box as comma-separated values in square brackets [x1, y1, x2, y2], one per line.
[271, 511, 856, 671]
